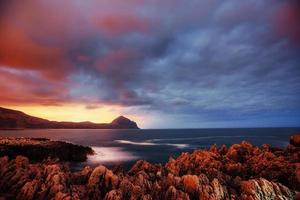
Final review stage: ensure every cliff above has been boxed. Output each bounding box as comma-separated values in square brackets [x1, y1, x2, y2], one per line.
[0, 107, 139, 129]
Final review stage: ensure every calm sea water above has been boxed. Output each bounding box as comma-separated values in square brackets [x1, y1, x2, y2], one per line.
[0, 128, 299, 170]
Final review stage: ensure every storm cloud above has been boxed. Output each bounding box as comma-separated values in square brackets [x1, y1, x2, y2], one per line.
[0, 0, 299, 127]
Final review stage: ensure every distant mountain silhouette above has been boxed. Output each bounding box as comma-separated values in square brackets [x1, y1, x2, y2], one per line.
[0, 107, 139, 129]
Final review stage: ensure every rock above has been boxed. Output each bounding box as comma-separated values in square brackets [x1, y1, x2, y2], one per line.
[88, 165, 119, 199]
[198, 174, 210, 185]
[141, 194, 152, 200]
[132, 172, 152, 193]
[295, 165, 300, 189]
[210, 178, 229, 200]
[219, 145, 228, 155]
[226, 141, 253, 162]
[72, 166, 92, 184]
[0, 157, 30, 194]
[247, 150, 294, 189]
[0, 137, 94, 162]
[54, 192, 74, 200]
[0, 157, 74, 199]
[15, 156, 29, 168]
[182, 175, 199, 194]
[194, 176, 229, 200]
[43, 164, 71, 199]
[165, 186, 190, 200]
[0, 156, 9, 178]
[290, 134, 300, 147]
[118, 178, 135, 199]
[129, 160, 152, 175]
[225, 162, 245, 176]
[104, 190, 123, 200]
[87, 165, 108, 198]
[240, 178, 294, 200]
[16, 180, 40, 200]
[0, 140, 298, 200]
[166, 150, 223, 179]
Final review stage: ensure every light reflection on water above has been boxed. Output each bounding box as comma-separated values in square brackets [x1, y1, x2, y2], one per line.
[87, 146, 139, 164]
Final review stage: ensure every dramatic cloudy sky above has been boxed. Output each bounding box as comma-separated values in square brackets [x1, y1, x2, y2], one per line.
[0, 0, 299, 128]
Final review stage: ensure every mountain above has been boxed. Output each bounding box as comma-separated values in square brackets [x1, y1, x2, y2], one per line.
[111, 116, 140, 129]
[0, 107, 139, 129]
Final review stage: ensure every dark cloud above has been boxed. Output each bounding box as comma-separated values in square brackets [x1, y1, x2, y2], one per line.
[0, 0, 299, 127]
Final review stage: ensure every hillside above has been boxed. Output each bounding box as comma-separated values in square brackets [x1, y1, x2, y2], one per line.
[0, 107, 139, 129]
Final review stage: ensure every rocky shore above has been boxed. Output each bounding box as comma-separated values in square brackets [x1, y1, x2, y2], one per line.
[0, 137, 94, 162]
[0, 135, 299, 200]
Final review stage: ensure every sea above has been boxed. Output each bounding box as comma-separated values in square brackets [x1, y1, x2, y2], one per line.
[0, 128, 299, 170]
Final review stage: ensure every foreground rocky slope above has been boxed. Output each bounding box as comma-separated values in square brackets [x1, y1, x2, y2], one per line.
[0, 107, 139, 129]
[0, 137, 94, 162]
[0, 138, 299, 200]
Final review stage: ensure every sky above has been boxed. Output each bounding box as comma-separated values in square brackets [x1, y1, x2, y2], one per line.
[0, 0, 299, 128]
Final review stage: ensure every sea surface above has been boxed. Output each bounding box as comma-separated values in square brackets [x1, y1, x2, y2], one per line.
[0, 128, 299, 170]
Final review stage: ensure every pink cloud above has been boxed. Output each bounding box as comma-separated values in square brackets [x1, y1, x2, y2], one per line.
[95, 14, 150, 37]
[0, 67, 70, 105]
[0, 14, 73, 80]
[273, 1, 300, 44]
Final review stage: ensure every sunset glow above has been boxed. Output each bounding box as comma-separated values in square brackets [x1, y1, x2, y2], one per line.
[0, 0, 299, 128]
[4, 105, 120, 123]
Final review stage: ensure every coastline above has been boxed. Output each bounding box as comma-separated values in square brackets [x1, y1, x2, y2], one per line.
[0, 135, 299, 199]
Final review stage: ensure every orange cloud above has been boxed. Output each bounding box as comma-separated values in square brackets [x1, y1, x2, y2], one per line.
[0, 22, 71, 80]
